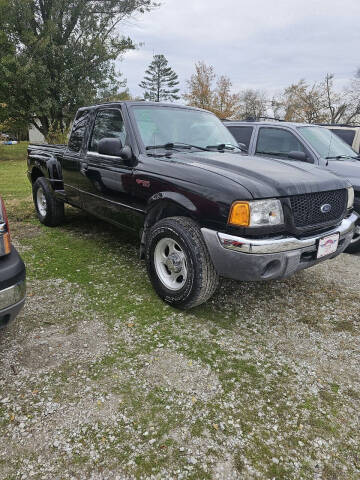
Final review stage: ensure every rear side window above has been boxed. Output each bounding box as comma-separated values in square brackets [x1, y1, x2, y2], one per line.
[256, 127, 306, 158]
[89, 109, 126, 152]
[329, 129, 355, 146]
[68, 110, 89, 152]
[227, 126, 253, 148]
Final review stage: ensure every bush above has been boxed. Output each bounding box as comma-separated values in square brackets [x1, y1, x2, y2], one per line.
[45, 124, 69, 144]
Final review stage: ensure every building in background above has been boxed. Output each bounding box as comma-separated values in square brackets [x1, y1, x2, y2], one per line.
[29, 121, 45, 143]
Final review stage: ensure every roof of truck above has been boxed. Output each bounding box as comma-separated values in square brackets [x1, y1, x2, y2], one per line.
[224, 120, 314, 128]
[224, 120, 360, 130]
[77, 101, 206, 113]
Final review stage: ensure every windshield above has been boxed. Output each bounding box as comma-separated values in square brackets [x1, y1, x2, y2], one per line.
[298, 126, 357, 159]
[132, 105, 237, 150]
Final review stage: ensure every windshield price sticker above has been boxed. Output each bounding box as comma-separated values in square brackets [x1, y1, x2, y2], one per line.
[317, 233, 340, 259]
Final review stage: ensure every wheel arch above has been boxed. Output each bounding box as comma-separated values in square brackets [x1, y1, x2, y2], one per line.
[29, 156, 63, 190]
[30, 166, 44, 184]
[139, 193, 199, 259]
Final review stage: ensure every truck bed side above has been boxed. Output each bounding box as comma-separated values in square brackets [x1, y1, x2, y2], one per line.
[27, 144, 66, 191]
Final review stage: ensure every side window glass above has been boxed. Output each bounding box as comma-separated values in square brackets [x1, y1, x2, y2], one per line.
[227, 126, 253, 148]
[68, 110, 89, 152]
[89, 109, 126, 152]
[256, 128, 306, 158]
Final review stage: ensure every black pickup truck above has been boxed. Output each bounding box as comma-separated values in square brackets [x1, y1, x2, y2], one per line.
[225, 120, 360, 252]
[27, 102, 357, 308]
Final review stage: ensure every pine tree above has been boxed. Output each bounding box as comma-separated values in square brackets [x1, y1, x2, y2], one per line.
[139, 55, 180, 102]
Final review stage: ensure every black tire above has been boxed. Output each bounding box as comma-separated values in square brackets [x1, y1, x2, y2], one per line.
[32, 177, 65, 227]
[145, 216, 219, 309]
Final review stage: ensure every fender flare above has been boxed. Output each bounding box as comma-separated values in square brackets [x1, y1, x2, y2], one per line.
[139, 192, 199, 259]
[30, 155, 62, 189]
[146, 191, 197, 215]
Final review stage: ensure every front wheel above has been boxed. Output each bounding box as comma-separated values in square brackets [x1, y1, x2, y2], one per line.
[145, 217, 219, 309]
[32, 177, 65, 227]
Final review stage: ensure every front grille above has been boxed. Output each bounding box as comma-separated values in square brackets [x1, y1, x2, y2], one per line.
[290, 189, 347, 229]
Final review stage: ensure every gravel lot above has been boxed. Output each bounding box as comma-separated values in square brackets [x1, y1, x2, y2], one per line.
[0, 154, 359, 479]
[0, 212, 359, 480]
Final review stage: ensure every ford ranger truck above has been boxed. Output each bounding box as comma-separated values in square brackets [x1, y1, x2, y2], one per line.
[27, 102, 357, 309]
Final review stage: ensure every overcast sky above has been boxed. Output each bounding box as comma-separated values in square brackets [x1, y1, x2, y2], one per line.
[118, 0, 360, 99]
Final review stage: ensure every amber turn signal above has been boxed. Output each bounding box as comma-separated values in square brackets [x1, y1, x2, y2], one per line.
[3, 232, 11, 255]
[228, 202, 250, 226]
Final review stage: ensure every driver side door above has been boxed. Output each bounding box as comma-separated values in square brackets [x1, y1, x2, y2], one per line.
[255, 127, 314, 162]
[81, 107, 141, 229]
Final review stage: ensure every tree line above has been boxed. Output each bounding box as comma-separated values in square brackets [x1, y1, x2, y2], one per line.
[1, 0, 359, 142]
[176, 61, 360, 125]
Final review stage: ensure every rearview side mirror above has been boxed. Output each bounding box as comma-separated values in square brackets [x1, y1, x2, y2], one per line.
[98, 138, 133, 163]
[98, 138, 123, 156]
[238, 142, 248, 152]
[288, 151, 313, 163]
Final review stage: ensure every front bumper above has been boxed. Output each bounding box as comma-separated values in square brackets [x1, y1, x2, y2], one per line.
[201, 212, 358, 281]
[0, 247, 26, 327]
[0, 281, 26, 327]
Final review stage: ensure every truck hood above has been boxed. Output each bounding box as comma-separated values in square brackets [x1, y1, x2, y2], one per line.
[180, 152, 349, 198]
[325, 159, 360, 192]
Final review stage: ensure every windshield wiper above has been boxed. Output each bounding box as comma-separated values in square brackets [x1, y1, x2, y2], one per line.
[325, 155, 360, 161]
[146, 142, 210, 152]
[206, 143, 242, 151]
[256, 151, 287, 157]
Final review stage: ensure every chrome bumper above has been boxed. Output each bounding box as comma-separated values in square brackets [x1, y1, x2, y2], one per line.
[0, 280, 26, 311]
[201, 213, 358, 282]
[215, 213, 358, 254]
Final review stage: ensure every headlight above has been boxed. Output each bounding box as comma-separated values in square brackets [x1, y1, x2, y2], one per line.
[228, 199, 284, 227]
[347, 187, 354, 209]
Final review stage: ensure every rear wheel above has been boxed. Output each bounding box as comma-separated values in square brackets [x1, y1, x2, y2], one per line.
[32, 177, 64, 227]
[145, 216, 219, 309]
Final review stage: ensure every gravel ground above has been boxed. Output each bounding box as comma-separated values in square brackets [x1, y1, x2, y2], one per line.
[0, 215, 359, 480]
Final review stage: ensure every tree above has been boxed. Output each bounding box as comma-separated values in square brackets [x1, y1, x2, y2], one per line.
[272, 79, 328, 123]
[184, 62, 240, 119]
[212, 76, 241, 118]
[271, 73, 360, 125]
[323, 74, 348, 124]
[0, 0, 158, 137]
[139, 54, 180, 102]
[234, 89, 268, 120]
[341, 69, 360, 124]
[183, 61, 216, 111]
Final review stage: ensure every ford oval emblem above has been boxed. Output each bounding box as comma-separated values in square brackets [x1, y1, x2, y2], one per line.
[320, 203, 332, 213]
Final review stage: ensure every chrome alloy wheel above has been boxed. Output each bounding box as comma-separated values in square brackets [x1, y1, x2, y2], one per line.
[36, 187, 47, 217]
[154, 237, 188, 291]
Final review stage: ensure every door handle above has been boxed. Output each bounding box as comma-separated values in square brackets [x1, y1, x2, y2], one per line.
[80, 162, 88, 175]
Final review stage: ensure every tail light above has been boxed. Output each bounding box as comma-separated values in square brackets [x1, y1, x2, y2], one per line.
[0, 196, 11, 255]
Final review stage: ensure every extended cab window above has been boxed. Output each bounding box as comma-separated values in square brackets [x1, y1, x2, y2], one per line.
[68, 110, 89, 152]
[256, 127, 306, 158]
[227, 126, 253, 148]
[89, 109, 126, 152]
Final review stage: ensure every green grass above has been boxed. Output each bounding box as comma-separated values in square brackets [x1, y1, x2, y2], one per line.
[1, 156, 360, 479]
[0, 141, 28, 162]
[0, 145, 29, 192]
